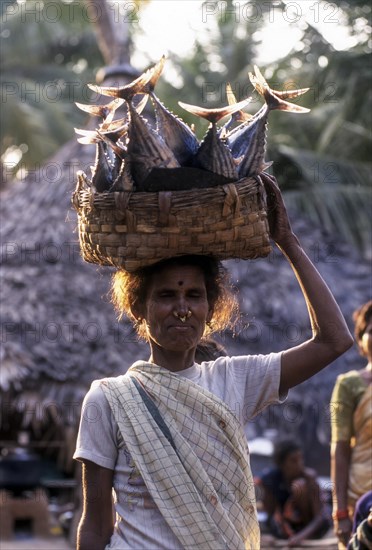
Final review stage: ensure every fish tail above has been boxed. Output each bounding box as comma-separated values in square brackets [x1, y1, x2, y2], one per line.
[75, 102, 106, 117]
[178, 96, 251, 124]
[274, 87, 310, 100]
[226, 82, 238, 106]
[88, 57, 165, 102]
[75, 98, 124, 122]
[134, 94, 149, 115]
[74, 128, 100, 145]
[226, 83, 253, 122]
[249, 65, 310, 113]
[147, 55, 166, 92]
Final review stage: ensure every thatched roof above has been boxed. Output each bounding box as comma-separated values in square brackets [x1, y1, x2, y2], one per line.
[1, 67, 370, 474]
[0, 70, 146, 470]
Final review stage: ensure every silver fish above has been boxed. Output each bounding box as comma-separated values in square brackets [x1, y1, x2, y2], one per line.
[90, 141, 114, 192]
[227, 65, 310, 177]
[75, 94, 151, 189]
[228, 67, 309, 155]
[74, 120, 128, 191]
[125, 106, 180, 188]
[97, 130, 128, 185]
[109, 160, 135, 192]
[88, 60, 180, 190]
[75, 95, 150, 191]
[144, 56, 200, 165]
[222, 83, 253, 133]
[88, 138, 130, 193]
[178, 98, 251, 180]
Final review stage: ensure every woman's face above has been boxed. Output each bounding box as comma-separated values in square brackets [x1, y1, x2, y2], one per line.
[141, 264, 213, 354]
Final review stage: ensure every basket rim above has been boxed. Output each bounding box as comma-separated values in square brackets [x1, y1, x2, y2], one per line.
[72, 174, 263, 212]
[72, 173, 271, 271]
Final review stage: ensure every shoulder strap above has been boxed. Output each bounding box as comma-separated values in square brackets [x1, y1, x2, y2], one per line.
[130, 376, 179, 456]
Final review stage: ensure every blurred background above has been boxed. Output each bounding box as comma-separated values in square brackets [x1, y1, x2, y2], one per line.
[0, 0, 371, 546]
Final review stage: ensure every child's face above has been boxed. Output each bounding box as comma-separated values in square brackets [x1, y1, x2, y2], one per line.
[282, 450, 304, 480]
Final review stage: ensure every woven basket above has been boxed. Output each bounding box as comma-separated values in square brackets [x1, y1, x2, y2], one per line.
[72, 174, 271, 272]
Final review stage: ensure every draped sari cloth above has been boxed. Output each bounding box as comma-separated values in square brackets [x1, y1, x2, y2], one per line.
[100, 361, 259, 550]
[348, 384, 372, 507]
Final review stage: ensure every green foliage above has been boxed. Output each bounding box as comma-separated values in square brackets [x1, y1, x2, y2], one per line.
[1, 0, 103, 176]
[262, 20, 371, 257]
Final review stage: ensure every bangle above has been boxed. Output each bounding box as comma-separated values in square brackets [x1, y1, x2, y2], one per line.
[333, 509, 349, 521]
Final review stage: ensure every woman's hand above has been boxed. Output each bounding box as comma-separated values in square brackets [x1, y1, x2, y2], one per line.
[259, 172, 296, 248]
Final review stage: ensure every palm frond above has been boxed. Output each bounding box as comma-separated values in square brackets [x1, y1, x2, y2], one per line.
[276, 145, 371, 254]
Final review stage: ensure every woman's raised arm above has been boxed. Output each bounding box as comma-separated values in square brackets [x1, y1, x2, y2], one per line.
[260, 173, 353, 394]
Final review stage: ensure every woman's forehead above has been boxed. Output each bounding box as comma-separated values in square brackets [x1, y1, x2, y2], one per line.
[150, 264, 206, 288]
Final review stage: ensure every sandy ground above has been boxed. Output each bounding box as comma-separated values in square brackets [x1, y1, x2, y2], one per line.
[0, 536, 73, 550]
[0, 534, 338, 550]
[261, 532, 338, 548]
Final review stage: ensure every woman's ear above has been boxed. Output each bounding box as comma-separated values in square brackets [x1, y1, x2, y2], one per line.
[131, 302, 144, 323]
[206, 307, 214, 324]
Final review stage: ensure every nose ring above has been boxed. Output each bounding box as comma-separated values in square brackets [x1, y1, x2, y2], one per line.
[173, 310, 192, 323]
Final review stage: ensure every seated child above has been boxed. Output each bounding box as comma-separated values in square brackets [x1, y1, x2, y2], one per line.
[259, 437, 330, 547]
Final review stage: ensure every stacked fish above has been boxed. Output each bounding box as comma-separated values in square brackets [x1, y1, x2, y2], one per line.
[75, 57, 310, 193]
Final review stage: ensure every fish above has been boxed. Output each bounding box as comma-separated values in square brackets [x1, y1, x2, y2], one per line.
[109, 159, 135, 192]
[144, 56, 200, 165]
[222, 83, 253, 132]
[75, 95, 147, 143]
[88, 60, 180, 190]
[75, 97, 125, 125]
[90, 141, 114, 192]
[178, 97, 251, 180]
[75, 94, 151, 191]
[74, 119, 128, 145]
[227, 67, 309, 153]
[74, 122, 128, 191]
[83, 129, 133, 192]
[124, 105, 180, 189]
[87, 59, 158, 102]
[75, 60, 311, 192]
[227, 65, 310, 177]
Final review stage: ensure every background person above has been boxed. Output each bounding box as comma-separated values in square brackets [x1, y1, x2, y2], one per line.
[352, 491, 372, 535]
[346, 491, 372, 550]
[330, 301, 372, 549]
[259, 437, 331, 547]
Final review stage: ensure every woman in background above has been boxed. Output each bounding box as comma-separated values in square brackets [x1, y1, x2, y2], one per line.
[330, 301, 372, 549]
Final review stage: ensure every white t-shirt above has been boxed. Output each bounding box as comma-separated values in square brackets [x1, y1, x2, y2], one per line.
[74, 353, 284, 549]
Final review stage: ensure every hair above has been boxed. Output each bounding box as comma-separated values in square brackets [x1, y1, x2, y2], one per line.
[194, 338, 228, 362]
[273, 437, 302, 467]
[111, 255, 239, 340]
[353, 300, 372, 354]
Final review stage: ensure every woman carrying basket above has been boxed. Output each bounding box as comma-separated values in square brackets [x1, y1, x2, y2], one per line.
[74, 173, 352, 550]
